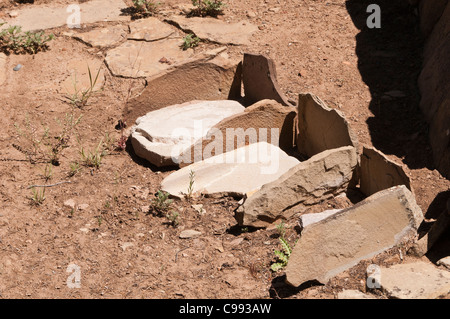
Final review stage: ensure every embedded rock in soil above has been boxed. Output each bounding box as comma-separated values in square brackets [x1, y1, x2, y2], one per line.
[3, 0, 128, 32]
[130, 100, 245, 168]
[236, 146, 358, 228]
[73, 25, 128, 48]
[128, 17, 176, 42]
[285, 185, 423, 287]
[165, 16, 258, 46]
[379, 261, 450, 299]
[161, 142, 300, 199]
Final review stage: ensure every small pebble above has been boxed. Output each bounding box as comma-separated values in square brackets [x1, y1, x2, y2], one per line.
[13, 64, 22, 71]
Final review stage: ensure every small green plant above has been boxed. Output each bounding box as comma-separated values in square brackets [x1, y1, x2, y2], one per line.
[14, 111, 82, 165]
[42, 164, 53, 182]
[166, 210, 180, 227]
[79, 138, 108, 169]
[131, 0, 159, 18]
[150, 190, 173, 216]
[186, 169, 195, 200]
[0, 23, 54, 54]
[30, 187, 46, 206]
[276, 220, 287, 238]
[190, 0, 225, 17]
[68, 162, 81, 177]
[181, 34, 200, 50]
[65, 65, 102, 108]
[270, 237, 293, 272]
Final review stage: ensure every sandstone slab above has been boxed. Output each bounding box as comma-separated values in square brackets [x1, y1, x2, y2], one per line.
[123, 52, 241, 123]
[166, 16, 258, 45]
[242, 53, 291, 106]
[337, 290, 376, 299]
[297, 93, 359, 158]
[298, 209, 342, 232]
[236, 146, 358, 228]
[73, 25, 127, 48]
[380, 261, 450, 299]
[105, 38, 194, 78]
[437, 256, 450, 270]
[4, 0, 128, 32]
[180, 99, 297, 166]
[360, 146, 412, 197]
[128, 17, 176, 41]
[130, 100, 245, 167]
[161, 142, 301, 199]
[285, 185, 423, 287]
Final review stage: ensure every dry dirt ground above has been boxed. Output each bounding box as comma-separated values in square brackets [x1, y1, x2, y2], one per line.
[0, 0, 449, 299]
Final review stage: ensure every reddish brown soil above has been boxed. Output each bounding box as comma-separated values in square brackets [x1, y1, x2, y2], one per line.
[0, 0, 449, 299]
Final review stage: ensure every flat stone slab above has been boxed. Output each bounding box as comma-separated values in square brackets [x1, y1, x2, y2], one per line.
[285, 185, 423, 287]
[128, 17, 176, 41]
[236, 146, 358, 228]
[105, 38, 195, 78]
[130, 100, 245, 167]
[298, 209, 342, 231]
[166, 16, 258, 45]
[3, 0, 129, 32]
[437, 256, 450, 270]
[161, 142, 301, 199]
[380, 261, 450, 299]
[73, 25, 127, 48]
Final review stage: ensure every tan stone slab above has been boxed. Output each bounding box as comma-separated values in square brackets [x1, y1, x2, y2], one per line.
[73, 25, 127, 48]
[380, 261, 450, 299]
[285, 185, 423, 287]
[128, 17, 176, 41]
[236, 146, 358, 228]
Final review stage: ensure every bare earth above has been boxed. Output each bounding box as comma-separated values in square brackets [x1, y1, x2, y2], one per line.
[0, 0, 449, 299]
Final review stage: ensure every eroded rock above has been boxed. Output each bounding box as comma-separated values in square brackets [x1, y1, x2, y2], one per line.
[236, 146, 358, 228]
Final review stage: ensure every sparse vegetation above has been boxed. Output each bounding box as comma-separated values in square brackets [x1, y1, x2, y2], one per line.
[14, 111, 82, 166]
[186, 169, 195, 200]
[270, 221, 296, 272]
[131, 0, 159, 18]
[79, 138, 108, 169]
[150, 190, 173, 216]
[30, 187, 46, 206]
[190, 0, 225, 17]
[0, 23, 54, 54]
[181, 34, 200, 50]
[166, 210, 180, 227]
[65, 65, 102, 109]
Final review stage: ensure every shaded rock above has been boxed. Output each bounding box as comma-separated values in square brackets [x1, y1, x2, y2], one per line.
[161, 142, 300, 199]
[73, 25, 127, 48]
[236, 146, 358, 228]
[128, 17, 176, 41]
[130, 100, 245, 167]
[298, 209, 342, 232]
[418, 1, 450, 179]
[297, 93, 359, 158]
[380, 261, 450, 299]
[285, 185, 423, 287]
[437, 256, 450, 270]
[418, 0, 448, 38]
[165, 16, 258, 45]
[410, 206, 450, 257]
[123, 53, 241, 123]
[3, 0, 128, 32]
[241, 53, 291, 106]
[360, 146, 412, 197]
[180, 99, 297, 166]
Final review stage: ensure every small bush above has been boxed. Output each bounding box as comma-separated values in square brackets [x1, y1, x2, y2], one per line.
[131, 0, 159, 18]
[181, 34, 200, 50]
[0, 23, 54, 54]
[150, 190, 173, 216]
[190, 0, 225, 17]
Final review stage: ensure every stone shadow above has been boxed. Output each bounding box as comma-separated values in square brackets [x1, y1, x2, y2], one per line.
[345, 0, 434, 170]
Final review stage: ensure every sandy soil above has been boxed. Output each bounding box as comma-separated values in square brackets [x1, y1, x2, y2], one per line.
[0, 0, 449, 299]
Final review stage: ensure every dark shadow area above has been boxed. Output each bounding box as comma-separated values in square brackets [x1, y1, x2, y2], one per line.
[417, 190, 450, 237]
[345, 0, 434, 170]
[226, 224, 260, 236]
[426, 228, 450, 264]
[269, 275, 321, 299]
